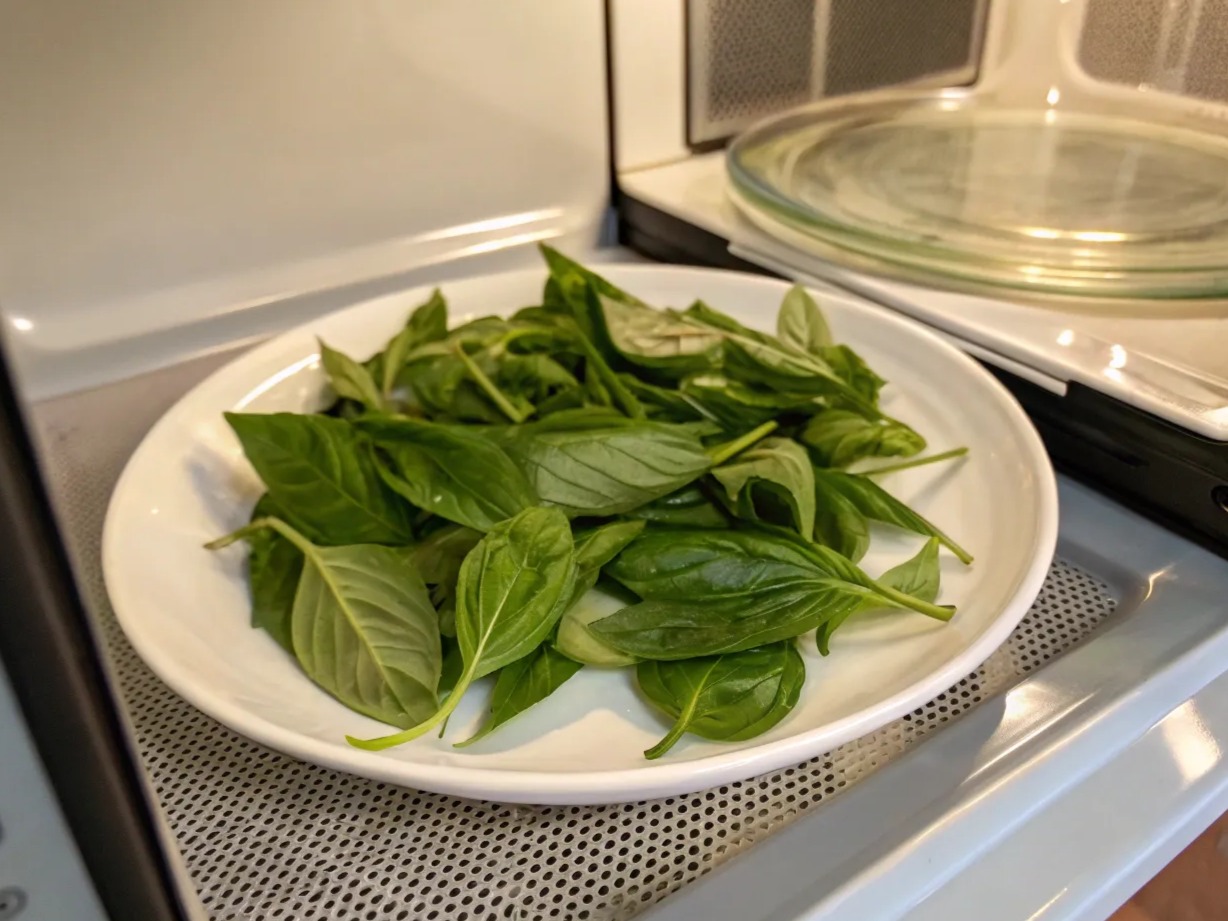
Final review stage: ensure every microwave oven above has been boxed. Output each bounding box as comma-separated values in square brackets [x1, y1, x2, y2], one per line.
[2, 2, 1228, 920]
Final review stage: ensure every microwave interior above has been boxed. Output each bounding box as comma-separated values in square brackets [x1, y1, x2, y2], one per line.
[2, 2, 1228, 920]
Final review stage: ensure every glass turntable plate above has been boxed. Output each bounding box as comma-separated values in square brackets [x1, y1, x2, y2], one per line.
[728, 91, 1228, 300]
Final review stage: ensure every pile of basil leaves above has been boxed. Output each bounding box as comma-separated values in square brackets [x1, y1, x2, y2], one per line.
[209, 247, 971, 760]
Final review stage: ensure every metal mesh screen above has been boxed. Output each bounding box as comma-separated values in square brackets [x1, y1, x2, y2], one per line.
[32, 362, 1119, 921]
[1079, 0, 1228, 103]
[686, 0, 986, 146]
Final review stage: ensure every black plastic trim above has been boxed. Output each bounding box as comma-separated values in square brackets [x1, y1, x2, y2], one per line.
[0, 343, 190, 921]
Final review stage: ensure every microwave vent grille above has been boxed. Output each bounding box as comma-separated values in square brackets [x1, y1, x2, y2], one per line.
[1079, 0, 1228, 105]
[687, 0, 986, 147]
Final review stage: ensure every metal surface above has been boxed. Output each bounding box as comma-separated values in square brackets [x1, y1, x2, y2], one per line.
[0, 0, 610, 401]
[29, 345, 1152, 921]
[685, 0, 985, 146]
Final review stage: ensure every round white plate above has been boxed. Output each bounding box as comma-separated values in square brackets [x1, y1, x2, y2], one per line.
[103, 264, 1057, 805]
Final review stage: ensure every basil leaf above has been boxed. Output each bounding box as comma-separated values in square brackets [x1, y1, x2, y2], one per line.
[712, 437, 816, 540]
[625, 483, 731, 529]
[551, 521, 648, 668]
[349, 506, 577, 749]
[319, 339, 385, 412]
[776, 285, 833, 353]
[801, 409, 926, 468]
[213, 518, 441, 728]
[245, 494, 302, 651]
[540, 244, 647, 343]
[812, 478, 871, 562]
[497, 353, 579, 402]
[410, 523, 482, 619]
[679, 373, 818, 431]
[502, 414, 712, 516]
[571, 520, 647, 602]
[821, 345, 886, 405]
[596, 528, 951, 658]
[380, 289, 448, 396]
[637, 643, 805, 758]
[817, 537, 942, 655]
[456, 644, 583, 747]
[604, 528, 868, 601]
[589, 290, 723, 376]
[359, 416, 538, 531]
[877, 536, 942, 603]
[813, 469, 973, 564]
[554, 582, 640, 667]
[225, 412, 414, 545]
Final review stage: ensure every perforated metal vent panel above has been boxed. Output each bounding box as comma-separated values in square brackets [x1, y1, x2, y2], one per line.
[1079, 0, 1228, 104]
[32, 366, 1118, 921]
[686, 0, 987, 146]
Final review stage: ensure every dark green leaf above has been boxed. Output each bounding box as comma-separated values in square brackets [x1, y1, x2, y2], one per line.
[812, 469, 973, 563]
[456, 644, 583, 747]
[679, 374, 818, 431]
[812, 479, 871, 562]
[554, 582, 640, 667]
[820, 345, 886, 405]
[225, 412, 414, 545]
[381, 289, 448, 395]
[571, 520, 648, 602]
[502, 413, 711, 516]
[319, 339, 385, 411]
[800, 409, 926, 468]
[712, 437, 816, 540]
[776, 285, 833, 353]
[596, 528, 950, 658]
[624, 483, 731, 528]
[410, 523, 482, 620]
[588, 290, 723, 376]
[817, 537, 942, 655]
[349, 506, 577, 749]
[214, 518, 441, 728]
[359, 416, 538, 531]
[637, 643, 804, 758]
[245, 494, 302, 651]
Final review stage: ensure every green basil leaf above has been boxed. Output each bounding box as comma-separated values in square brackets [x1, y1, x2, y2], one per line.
[877, 536, 942, 603]
[359, 416, 538, 532]
[604, 528, 868, 601]
[589, 290, 723, 376]
[215, 518, 441, 728]
[817, 537, 942, 655]
[624, 482, 731, 529]
[801, 409, 926, 468]
[812, 478, 871, 562]
[712, 437, 816, 540]
[348, 506, 577, 749]
[776, 285, 833, 353]
[554, 582, 640, 667]
[596, 528, 950, 658]
[812, 469, 973, 564]
[637, 643, 805, 758]
[410, 523, 483, 621]
[319, 339, 385, 412]
[225, 413, 414, 545]
[571, 519, 648, 601]
[820, 345, 886, 405]
[497, 353, 579, 401]
[502, 415, 712, 516]
[245, 494, 302, 651]
[679, 373, 818, 431]
[456, 643, 583, 747]
[381, 289, 448, 396]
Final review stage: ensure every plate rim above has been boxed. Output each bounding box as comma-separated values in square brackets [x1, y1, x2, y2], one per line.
[101, 262, 1059, 805]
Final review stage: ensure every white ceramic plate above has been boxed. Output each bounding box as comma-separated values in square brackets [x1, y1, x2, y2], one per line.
[102, 264, 1058, 805]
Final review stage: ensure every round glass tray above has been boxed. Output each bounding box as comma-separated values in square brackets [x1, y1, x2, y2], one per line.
[728, 91, 1228, 299]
